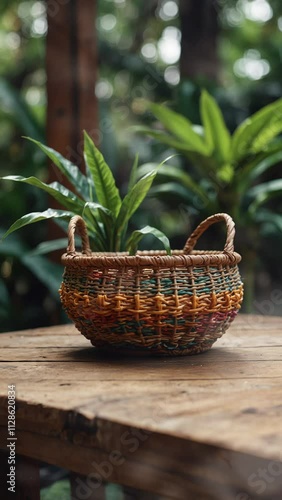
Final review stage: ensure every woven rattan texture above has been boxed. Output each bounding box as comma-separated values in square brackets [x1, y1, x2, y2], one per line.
[60, 261, 243, 355]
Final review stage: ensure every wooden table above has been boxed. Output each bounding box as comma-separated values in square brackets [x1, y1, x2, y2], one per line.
[0, 314, 282, 499]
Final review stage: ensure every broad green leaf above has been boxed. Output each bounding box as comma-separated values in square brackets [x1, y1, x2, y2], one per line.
[149, 182, 201, 206]
[200, 90, 231, 163]
[22, 254, 63, 300]
[254, 209, 282, 232]
[137, 163, 209, 203]
[83, 131, 121, 217]
[1, 209, 74, 239]
[263, 139, 282, 154]
[41, 479, 70, 500]
[248, 179, 282, 213]
[82, 202, 106, 239]
[134, 127, 217, 176]
[114, 169, 159, 250]
[28, 239, 69, 255]
[82, 201, 115, 251]
[0, 229, 27, 257]
[148, 102, 210, 155]
[251, 121, 282, 153]
[0, 79, 44, 141]
[25, 137, 91, 200]
[134, 126, 194, 151]
[1, 175, 84, 212]
[231, 98, 282, 161]
[126, 226, 171, 255]
[127, 154, 139, 193]
[216, 164, 234, 183]
[238, 150, 282, 193]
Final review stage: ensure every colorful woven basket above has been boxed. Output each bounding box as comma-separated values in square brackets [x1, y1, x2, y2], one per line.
[60, 213, 243, 356]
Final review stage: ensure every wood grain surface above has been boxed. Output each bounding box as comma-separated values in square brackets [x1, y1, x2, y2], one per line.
[0, 315, 282, 499]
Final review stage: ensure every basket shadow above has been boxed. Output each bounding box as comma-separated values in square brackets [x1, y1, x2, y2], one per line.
[65, 344, 243, 367]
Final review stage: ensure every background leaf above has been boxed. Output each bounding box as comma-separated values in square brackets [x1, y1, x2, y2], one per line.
[0, 79, 44, 141]
[22, 254, 63, 299]
[149, 102, 210, 154]
[248, 179, 282, 213]
[231, 98, 282, 161]
[239, 150, 282, 193]
[28, 239, 69, 255]
[200, 90, 231, 163]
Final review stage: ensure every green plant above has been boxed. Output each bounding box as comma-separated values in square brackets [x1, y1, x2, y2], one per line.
[1, 132, 171, 255]
[136, 90, 282, 309]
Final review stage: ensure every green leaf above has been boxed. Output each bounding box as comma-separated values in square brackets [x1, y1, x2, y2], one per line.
[114, 166, 163, 251]
[251, 121, 282, 154]
[1, 175, 84, 212]
[134, 127, 217, 177]
[22, 255, 63, 300]
[239, 150, 282, 193]
[1, 209, 74, 239]
[83, 131, 122, 217]
[216, 164, 234, 183]
[148, 102, 210, 155]
[137, 163, 209, 204]
[126, 226, 171, 255]
[0, 79, 44, 141]
[248, 179, 282, 213]
[0, 229, 27, 257]
[41, 479, 71, 500]
[254, 209, 282, 232]
[200, 90, 231, 163]
[28, 239, 69, 255]
[82, 201, 115, 251]
[149, 182, 200, 206]
[24, 137, 91, 200]
[231, 98, 282, 161]
[134, 126, 194, 151]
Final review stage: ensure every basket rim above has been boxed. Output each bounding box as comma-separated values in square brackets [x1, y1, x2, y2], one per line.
[61, 249, 241, 268]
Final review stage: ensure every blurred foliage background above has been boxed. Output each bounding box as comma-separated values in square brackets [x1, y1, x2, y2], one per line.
[0, 0, 282, 332]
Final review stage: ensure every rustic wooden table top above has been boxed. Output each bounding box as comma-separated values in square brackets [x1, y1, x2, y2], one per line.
[0, 314, 282, 499]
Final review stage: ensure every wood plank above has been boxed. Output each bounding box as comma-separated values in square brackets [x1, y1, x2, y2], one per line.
[0, 378, 281, 461]
[1, 425, 281, 500]
[0, 358, 281, 381]
[1, 314, 282, 497]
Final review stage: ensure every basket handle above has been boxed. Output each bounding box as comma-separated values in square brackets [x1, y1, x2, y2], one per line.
[67, 216, 91, 254]
[183, 213, 235, 254]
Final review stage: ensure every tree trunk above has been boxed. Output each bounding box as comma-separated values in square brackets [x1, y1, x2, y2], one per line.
[46, 0, 98, 171]
[45, 0, 98, 259]
[179, 0, 220, 82]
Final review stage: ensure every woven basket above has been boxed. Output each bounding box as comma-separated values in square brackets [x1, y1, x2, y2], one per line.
[60, 213, 243, 356]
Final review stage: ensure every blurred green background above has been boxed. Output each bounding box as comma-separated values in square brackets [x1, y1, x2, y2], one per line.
[0, 0, 282, 332]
